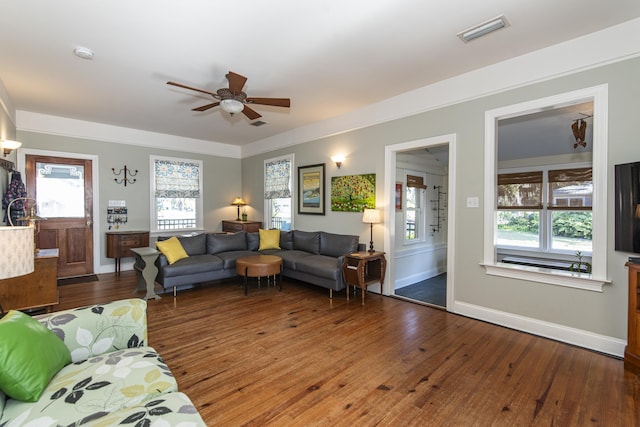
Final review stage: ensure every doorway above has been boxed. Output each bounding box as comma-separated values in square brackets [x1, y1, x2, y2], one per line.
[384, 135, 456, 310]
[23, 153, 96, 278]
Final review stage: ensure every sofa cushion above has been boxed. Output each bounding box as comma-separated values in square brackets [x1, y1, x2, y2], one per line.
[293, 231, 320, 254]
[246, 232, 260, 251]
[320, 232, 359, 258]
[259, 229, 281, 251]
[295, 255, 342, 280]
[270, 250, 313, 270]
[161, 254, 224, 277]
[207, 232, 247, 254]
[0, 347, 178, 426]
[216, 250, 258, 269]
[279, 230, 293, 250]
[156, 236, 189, 264]
[178, 233, 207, 255]
[0, 310, 71, 402]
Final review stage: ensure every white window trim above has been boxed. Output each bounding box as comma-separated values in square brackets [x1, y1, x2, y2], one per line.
[149, 155, 204, 234]
[482, 85, 610, 292]
[263, 153, 294, 230]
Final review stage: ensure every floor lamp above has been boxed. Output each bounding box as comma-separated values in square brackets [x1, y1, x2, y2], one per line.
[0, 226, 35, 316]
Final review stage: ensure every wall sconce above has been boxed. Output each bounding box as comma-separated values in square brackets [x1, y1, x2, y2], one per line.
[112, 165, 138, 186]
[1, 139, 22, 157]
[362, 208, 382, 253]
[231, 197, 247, 221]
[331, 155, 345, 169]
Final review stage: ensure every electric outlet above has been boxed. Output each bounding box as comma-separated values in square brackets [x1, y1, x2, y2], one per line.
[467, 196, 479, 208]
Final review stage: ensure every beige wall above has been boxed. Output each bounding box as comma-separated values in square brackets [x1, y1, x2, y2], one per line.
[15, 131, 242, 270]
[242, 56, 640, 344]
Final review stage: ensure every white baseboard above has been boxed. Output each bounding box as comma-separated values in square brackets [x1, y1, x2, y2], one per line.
[97, 260, 135, 275]
[394, 267, 443, 289]
[452, 301, 626, 357]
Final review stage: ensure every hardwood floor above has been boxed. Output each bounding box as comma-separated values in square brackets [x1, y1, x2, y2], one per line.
[55, 272, 639, 426]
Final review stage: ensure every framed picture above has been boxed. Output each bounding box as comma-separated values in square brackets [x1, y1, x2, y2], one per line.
[395, 182, 402, 211]
[330, 173, 376, 212]
[298, 163, 325, 215]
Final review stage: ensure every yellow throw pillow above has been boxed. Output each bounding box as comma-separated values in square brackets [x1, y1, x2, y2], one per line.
[156, 236, 189, 264]
[258, 229, 280, 251]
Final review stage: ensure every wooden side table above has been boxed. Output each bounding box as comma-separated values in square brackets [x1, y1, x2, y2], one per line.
[222, 220, 262, 233]
[342, 251, 387, 306]
[625, 262, 640, 373]
[130, 247, 161, 301]
[106, 231, 150, 274]
[0, 248, 59, 312]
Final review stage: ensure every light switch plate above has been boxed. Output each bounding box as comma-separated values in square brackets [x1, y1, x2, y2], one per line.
[466, 196, 479, 208]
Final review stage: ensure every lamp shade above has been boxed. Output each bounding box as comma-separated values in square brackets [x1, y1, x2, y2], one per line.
[0, 226, 35, 279]
[362, 208, 382, 224]
[231, 197, 247, 206]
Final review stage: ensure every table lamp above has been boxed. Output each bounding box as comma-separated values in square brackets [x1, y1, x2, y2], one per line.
[362, 208, 382, 253]
[231, 197, 247, 221]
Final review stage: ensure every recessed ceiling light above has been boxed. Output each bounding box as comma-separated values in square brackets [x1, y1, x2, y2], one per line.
[73, 46, 95, 60]
[457, 15, 509, 43]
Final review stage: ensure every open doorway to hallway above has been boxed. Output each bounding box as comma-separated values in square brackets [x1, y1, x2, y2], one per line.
[384, 135, 455, 310]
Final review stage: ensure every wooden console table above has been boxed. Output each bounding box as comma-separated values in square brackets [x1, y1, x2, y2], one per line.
[0, 248, 59, 312]
[625, 262, 640, 373]
[106, 231, 150, 273]
[222, 220, 262, 233]
[342, 251, 387, 306]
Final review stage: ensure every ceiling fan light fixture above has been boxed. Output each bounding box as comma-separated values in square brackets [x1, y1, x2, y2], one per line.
[220, 99, 244, 115]
[457, 15, 509, 43]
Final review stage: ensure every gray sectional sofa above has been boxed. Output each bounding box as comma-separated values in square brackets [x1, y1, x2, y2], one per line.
[155, 230, 360, 296]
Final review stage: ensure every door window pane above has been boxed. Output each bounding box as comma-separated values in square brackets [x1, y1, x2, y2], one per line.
[36, 162, 84, 217]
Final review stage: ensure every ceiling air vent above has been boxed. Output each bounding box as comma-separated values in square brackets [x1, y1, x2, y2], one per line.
[457, 15, 509, 43]
[251, 120, 268, 127]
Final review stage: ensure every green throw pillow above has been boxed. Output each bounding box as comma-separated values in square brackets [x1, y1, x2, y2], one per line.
[0, 310, 71, 402]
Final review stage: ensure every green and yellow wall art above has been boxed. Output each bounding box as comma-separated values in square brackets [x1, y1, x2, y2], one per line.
[330, 173, 376, 212]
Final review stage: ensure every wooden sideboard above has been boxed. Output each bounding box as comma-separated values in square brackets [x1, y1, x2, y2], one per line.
[625, 262, 640, 373]
[106, 231, 150, 273]
[0, 248, 59, 312]
[222, 220, 262, 233]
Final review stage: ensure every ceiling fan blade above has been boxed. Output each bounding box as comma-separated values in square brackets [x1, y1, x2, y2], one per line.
[226, 71, 247, 94]
[242, 105, 262, 120]
[246, 97, 291, 108]
[192, 102, 220, 112]
[167, 81, 216, 97]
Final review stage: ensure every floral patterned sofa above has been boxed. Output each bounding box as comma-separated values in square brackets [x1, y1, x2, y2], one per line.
[0, 299, 206, 426]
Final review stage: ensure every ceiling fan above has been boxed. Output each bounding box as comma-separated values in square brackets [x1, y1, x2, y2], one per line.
[167, 71, 290, 120]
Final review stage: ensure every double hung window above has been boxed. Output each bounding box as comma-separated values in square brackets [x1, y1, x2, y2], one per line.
[151, 156, 203, 232]
[497, 166, 592, 254]
[264, 154, 293, 230]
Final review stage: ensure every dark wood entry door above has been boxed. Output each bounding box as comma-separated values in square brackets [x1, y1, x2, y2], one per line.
[26, 155, 94, 278]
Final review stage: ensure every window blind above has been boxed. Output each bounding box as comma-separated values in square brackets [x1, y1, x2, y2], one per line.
[264, 158, 292, 199]
[154, 159, 201, 198]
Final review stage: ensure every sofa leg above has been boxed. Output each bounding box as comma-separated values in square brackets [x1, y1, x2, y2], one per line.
[173, 286, 176, 297]
[329, 289, 333, 299]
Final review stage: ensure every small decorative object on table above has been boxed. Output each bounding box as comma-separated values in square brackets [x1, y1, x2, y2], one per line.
[241, 211, 248, 221]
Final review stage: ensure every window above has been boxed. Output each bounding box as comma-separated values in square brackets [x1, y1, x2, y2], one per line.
[483, 85, 608, 291]
[404, 172, 426, 243]
[150, 156, 203, 232]
[497, 166, 592, 254]
[264, 154, 294, 230]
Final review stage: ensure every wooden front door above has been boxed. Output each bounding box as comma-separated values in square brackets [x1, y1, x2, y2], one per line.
[26, 155, 94, 278]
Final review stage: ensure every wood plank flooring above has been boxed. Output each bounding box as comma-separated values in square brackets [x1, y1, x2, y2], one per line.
[55, 272, 639, 426]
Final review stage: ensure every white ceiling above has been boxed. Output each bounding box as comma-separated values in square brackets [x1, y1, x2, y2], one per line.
[1, 0, 639, 149]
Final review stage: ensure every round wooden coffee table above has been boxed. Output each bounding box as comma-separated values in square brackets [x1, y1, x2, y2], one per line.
[236, 255, 283, 295]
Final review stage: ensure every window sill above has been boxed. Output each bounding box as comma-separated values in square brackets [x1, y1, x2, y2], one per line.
[481, 262, 610, 292]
